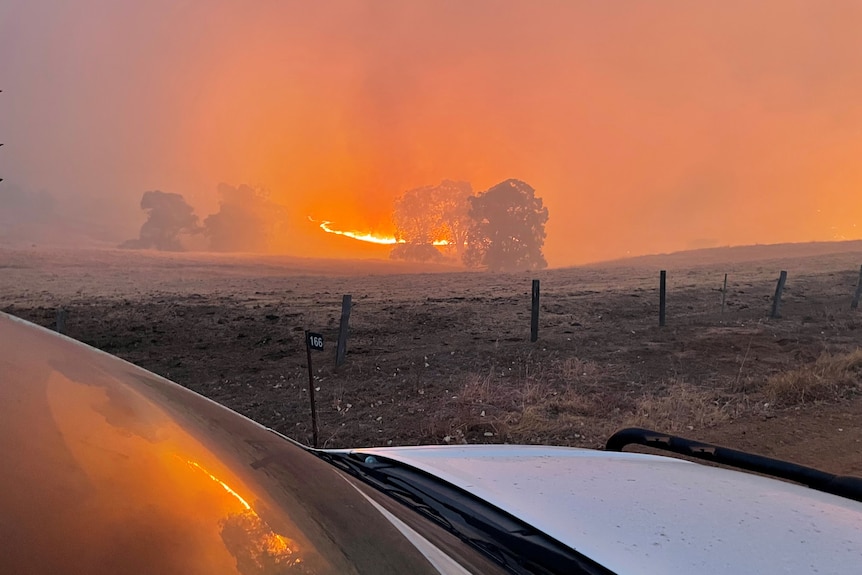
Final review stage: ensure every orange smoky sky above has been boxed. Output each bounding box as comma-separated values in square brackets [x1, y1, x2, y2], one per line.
[2, 1, 862, 265]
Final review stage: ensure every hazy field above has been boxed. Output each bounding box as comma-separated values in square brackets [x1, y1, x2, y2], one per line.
[3, 242, 862, 476]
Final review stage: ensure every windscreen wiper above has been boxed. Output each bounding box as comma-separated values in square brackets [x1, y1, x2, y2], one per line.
[316, 450, 614, 575]
[606, 427, 862, 503]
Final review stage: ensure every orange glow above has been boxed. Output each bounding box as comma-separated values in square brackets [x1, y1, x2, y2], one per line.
[186, 459, 252, 510]
[314, 218, 403, 245]
[310, 217, 451, 246]
[9, 3, 862, 265]
[42, 366, 309, 571]
[184, 458, 302, 566]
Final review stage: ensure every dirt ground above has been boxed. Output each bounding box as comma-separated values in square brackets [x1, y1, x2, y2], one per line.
[3, 243, 862, 478]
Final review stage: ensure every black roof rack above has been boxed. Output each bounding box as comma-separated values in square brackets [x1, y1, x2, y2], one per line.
[605, 427, 862, 503]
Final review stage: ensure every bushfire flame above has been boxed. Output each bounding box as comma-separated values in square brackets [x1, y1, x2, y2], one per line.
[317, 219, 402, 245]
[309, 217, 450, 246]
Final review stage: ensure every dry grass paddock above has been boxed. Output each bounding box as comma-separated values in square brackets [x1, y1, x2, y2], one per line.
[3, 242, 862, 475]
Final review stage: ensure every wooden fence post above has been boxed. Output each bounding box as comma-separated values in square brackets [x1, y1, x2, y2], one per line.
[530, 279, 540, 342]
[335, 295, 352, 367]
[851, 265, 862, 310]
[770, 271, 788, 319]
[721, 273, 728, 315]
[659, 270, 667, 327]
[56, 308, 67, 334]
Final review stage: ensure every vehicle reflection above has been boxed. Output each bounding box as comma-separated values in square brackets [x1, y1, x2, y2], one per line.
[2, 312, 509, 575]
[44, 369, 314, 574]
[185, 459, 303, 572]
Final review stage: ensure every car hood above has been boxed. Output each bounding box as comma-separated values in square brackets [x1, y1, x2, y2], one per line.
[0, 312, 507, 575]
[338, 444, 862, 575]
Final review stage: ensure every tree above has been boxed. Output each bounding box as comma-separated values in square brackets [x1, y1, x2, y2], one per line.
[463, 179, 548, 272]
[430, 179, 473, 258]
[203, 183, 287, 252]
[120, 190, 199, 251]
[391, 180, 473, 261]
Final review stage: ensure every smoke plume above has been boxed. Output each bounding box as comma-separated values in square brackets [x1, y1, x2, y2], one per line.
[203, 183, 287, 253]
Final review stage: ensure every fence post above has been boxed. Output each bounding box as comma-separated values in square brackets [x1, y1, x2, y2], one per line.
[530, 279, 540, 342]
[659, 270, 667, 327]
[721, 273, 728, 315]
[770, 271, 788, 319]
[56, 308, 67, 334]
[305, 331, 319, 448]
[335, 295, 352, 367]
[852, 265, 862, 310]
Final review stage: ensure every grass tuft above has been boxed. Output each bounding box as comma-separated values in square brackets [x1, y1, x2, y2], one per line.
[625, 381, 732, 432]
[763, 349, 862, 407]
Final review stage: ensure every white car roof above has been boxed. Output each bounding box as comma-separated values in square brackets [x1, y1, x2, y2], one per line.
[344, 444, 862, 575]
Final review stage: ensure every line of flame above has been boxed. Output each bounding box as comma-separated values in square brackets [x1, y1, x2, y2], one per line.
[318, 220, 403, 245]
[309, 217, 450, 246]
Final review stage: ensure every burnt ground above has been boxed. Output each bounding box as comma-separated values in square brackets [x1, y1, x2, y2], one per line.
[3, 245, 862, 477]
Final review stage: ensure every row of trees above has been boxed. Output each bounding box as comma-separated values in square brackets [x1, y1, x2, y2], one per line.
[391, 178, 549, 272]
[121, 184, 286, 252]
[121, 178, 549, 272]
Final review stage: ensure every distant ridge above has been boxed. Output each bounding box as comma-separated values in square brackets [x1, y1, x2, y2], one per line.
[581, 240, 862, 269]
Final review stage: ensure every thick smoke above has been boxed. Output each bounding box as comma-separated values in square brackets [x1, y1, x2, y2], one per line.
[0, 185, 55, 225]
[0, 185, 56, 243]
[119, 185, 289, 253]
[120, 191, 199, 251]
[203, 183, 287, 253]
[5, 3, 862, 263]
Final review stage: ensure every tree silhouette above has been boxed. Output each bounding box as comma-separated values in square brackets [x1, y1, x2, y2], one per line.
[120, 190, 199, 251]
[391, 180, 472, 261]
[203, 183, 287, 252]
[463, 179, 548, 272]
